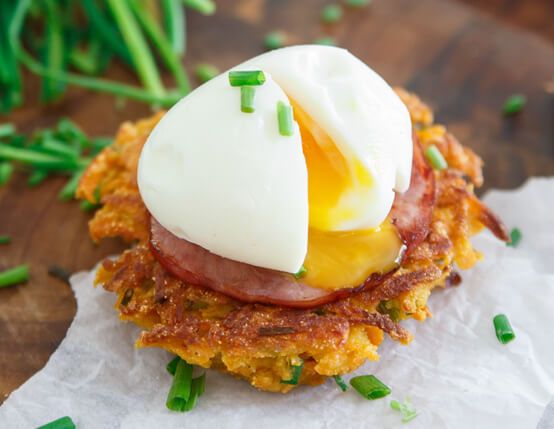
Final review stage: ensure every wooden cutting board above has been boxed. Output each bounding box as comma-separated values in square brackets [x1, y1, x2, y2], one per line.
[1, 0, 552, 403]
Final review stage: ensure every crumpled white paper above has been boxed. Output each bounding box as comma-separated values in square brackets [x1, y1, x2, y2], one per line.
[1, 178, 553, 429]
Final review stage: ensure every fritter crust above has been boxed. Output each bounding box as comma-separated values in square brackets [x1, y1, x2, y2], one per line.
[78, 89, 508, 393]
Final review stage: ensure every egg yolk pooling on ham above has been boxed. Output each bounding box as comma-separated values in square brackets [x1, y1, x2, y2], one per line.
[290, 98, 404, 290]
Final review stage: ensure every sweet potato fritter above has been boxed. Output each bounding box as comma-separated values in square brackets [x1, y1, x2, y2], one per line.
[77, 89, 508, 393]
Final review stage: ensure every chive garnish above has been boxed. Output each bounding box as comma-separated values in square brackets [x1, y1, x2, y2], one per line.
[503, 94, 526, 116]
[183, 373, 206, 411]
[314, 37, 336, 46]
[258, 326, 295, 336]
[321, 4, 343, 23]
[195, 63, 220, 83]
[281, 359, 304, 385]
[424, 145, 448, 170]
[277, 101, 294, 136]
[240, 86, 256, 113]
[0, 264, 29, 288]
[36, 416, 76, 429]
[506, 228, 521, 247]
[166, 357, 193, 411]
[48, 264, 72, 284]
[167, 356, 180, 376]
[333, 375, 348, 392]
[350, 375, 391, 400]
[58, 170, 84, 200]
[120, 288, 134, 306]
[378, 299, 400, 322]
[264, 31, 285, 50]
[293, 265, 307, 279]
[28, 170, 49, 187]
[390, 397, 418, 423]
[0, 236, 11, 244]
[493, 314, 515, 344]
[228, 70, 266, 87]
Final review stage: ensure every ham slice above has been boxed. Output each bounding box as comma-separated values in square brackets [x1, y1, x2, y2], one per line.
[150, 133, 435, 308]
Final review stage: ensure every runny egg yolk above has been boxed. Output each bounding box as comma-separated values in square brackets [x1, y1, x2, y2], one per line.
[290, 99, 404, 290]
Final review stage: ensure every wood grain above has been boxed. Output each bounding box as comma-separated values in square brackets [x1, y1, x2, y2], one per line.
[0, 0, 553, 404]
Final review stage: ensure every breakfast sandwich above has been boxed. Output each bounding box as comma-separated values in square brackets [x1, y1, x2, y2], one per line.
[77, 46, 509, 393]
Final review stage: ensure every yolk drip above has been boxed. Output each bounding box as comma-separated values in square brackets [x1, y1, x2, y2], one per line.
[290, 99, 404, 290]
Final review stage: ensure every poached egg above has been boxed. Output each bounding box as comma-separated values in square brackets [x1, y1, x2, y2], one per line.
[138, 45, 413, 290]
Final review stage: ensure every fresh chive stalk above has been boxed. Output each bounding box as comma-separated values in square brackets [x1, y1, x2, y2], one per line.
[240, 86, 256, 113]
[503, 94, 526, 116]
[35, 416, 76, 429]
[321, 4, 343, 23]
[58, 169, 84, 200]
[293, 265, 307, 279]
[130, 0, 190, 93]
[195, 63, 219, 83]
[424, 145, 448, 170]
[0, 144, 82, 170]
[183, 373, 206, 411]
[493, 314, 515, 344]
[277, 101, 294, 136]
[280, 359, 304, 385]
[350, 375, 391, 400]
[166, 358, 193, 411]
[41, 0, 66, 103]
[28, 170, 49, 187]
[0, 236, 11, 244]
[0, 264, 29, 288]
[162, 0, 187, 55]
[41, 138, 80, 160]
[333, 375, 348, 392]
[182, 0, 216, 15]
[229, 70, 266, 87]
[506, 228, 522, 247]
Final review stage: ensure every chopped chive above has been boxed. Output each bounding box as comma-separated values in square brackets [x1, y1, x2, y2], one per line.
[503, 94, 526, 116]
[183, 373, 206, 411]
[333, 375, 348, 392]
[277, 101, 294, 136]
[0, 236, 11, 244]
[166, 358, 193, 411]
[229, 70, 266, 87]
[390, 397, 418, 423]
[506, 228, 522, 247]
[28, 170, 49, 187]
[314, 37, 336, 46]
[240, 86, 256, 113]
[321, 4, 343, 23]
[0, 144, 82, 170]
[280, 359, 304, 385]
[162, 0, 186, 56]
[0, 264, 29, 288]
[0, 123, 16, 139]
[378, 299, 400, 323]
[345, 0, 371, 6]
[47, 264, 72, 284]
[0, 162, 14, 185]
[195, 63, 219, 83]
[493, 314, 515, 344]
[36, 416, 76, 429]
[182, 0, 216, 15]
[120, 288, 134, 306]
[424, 145, 448, 170]
[58, 170, 84, 200]
[56, 119, 87, 148]
[80, 199, 101, 212]
[258, 326, 295, 336]
[167, 356, 180, 376]
[293, 265, 307, 279]
[264, 31, 285, 50]
[350, 375, 391, 400]
[40, 138, 80, 160]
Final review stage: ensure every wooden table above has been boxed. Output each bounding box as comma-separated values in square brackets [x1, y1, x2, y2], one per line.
[1, 0, 553, 404]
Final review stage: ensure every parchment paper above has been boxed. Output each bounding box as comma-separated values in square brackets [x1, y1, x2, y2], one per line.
[1, 178, 553, 429]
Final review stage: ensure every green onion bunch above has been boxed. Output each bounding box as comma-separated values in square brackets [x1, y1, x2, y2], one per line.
[0, 119, 109, 203]
[1, 0, 217, 114]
